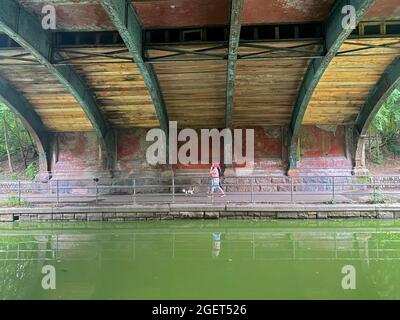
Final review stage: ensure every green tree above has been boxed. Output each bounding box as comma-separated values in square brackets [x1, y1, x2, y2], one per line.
[370, 88, 400, 159]
[0, 102, 37, 174]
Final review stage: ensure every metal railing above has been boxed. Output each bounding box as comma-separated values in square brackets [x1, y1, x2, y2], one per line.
[0, 175, 400, 206]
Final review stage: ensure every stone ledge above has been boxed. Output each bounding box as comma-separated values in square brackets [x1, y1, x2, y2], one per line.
[2, 203, 400, 215]
[0, 214, 13, 222]
[1, 209, 398, 222]
[1, 203, 400, 222]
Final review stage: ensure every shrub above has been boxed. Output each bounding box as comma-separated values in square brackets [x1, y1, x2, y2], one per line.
[387, 140, 400, 155]
[369, 189, 386, 204]
[354, 177, 370, 184]
[326, 197, 337, 205]
[25, 161, 39, 180]
[371, 147, 382, 164]
[3, 196, 30, 207]
[9, 172, 20, 181]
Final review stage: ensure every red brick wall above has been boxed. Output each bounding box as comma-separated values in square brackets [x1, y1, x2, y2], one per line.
[116, 129, 159, 174]
[174, 126, 286, 172]
[49, 126, 353, 177]
[298, 126, 351, 170]
[51, 132, 103, 177]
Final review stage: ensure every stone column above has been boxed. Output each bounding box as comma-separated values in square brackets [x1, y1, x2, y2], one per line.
[223, 163, 236, 177]
[37, 151, 51, 182]
[287, 137, 300, 176]
[352, 128, 369, 176]
[161, 164, 174, 178]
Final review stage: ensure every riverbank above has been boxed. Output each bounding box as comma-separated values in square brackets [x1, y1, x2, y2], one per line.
[1, 203, 400, 222]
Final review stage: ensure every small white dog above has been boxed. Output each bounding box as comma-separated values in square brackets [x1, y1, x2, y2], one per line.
[182, 187, 195, 196]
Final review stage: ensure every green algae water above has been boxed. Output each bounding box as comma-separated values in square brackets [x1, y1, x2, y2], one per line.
[1, 219, 400, 300]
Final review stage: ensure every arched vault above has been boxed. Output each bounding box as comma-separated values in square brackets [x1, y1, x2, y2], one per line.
[353, 57, 400, 170]
[0, 0, 116, 169]
[0, 76, 49, 175]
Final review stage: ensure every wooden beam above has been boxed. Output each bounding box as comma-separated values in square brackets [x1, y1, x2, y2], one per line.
[100, 0, 169, 136]
[287, 0, 376, 169]
[356, 57, 400, 136]
[0, 76, 50, 174]
[0, 0, 116, 169]
[226, 0, 244, 128]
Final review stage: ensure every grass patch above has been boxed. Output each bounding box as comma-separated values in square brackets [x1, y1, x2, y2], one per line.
[325, 197, 337, 205]
[2, 196, 30, 207]
[353, 177, 370, 184]
[368, 189, 387, 204]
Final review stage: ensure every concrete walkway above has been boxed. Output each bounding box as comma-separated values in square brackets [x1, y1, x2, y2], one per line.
[2, 190, 398, 206]
[0, 188, 400, 222]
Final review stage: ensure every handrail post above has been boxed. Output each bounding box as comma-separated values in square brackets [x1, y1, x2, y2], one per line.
[95, 180, 99, 205]
[133, 178, 136, 204]
[332, 176, 335, 201]
[56, 180, 59, 204]
[372, 176, 376, 202]
[172, 174, 175, 204]
[250, 177, 254, 203]
[290, 176, 294, 203]
[210, 175, 214, 204]
[18, 181, 21, 205]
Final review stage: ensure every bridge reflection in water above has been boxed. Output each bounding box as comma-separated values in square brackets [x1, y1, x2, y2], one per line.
[1, 220, 400, 299]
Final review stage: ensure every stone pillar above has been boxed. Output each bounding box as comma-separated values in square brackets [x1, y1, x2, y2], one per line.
[352, 128, 369, 176]
[345, 125, 354, 161]
[223, 163, 236, 177]
[99, 133, 115, 178]
[35, 132, 51, 182]
[160, 164, 174, 178]
[281, 126, 289, 166]
[287, 136, 299, 176]
[36, 151, 51, 182]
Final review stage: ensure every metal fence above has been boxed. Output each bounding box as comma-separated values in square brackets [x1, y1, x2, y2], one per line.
[0, 175, 400, 206]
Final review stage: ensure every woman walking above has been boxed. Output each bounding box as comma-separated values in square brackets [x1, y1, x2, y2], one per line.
[208, 163, 225, 197]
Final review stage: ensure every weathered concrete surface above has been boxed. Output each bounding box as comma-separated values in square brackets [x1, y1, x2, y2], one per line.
[1, 203, 400, 222]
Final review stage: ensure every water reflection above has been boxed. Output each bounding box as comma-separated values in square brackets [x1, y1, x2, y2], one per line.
[1, 219, 400, 299]
[212, 233, 221, 257]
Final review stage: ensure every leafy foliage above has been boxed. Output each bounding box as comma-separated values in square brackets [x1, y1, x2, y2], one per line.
[0, 102, 38, 178]
[370, 88, 400, 158]
[369, 188, 386, 204]
[0, 102, 35, 157]
[2, 196, 30, 207]
[25, 161, 39, 180]
[325, 197, 337, 205]
[9, 172, 20, 181]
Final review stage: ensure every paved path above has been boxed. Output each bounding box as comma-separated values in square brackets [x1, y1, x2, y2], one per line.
[1, 190, 399, 206]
